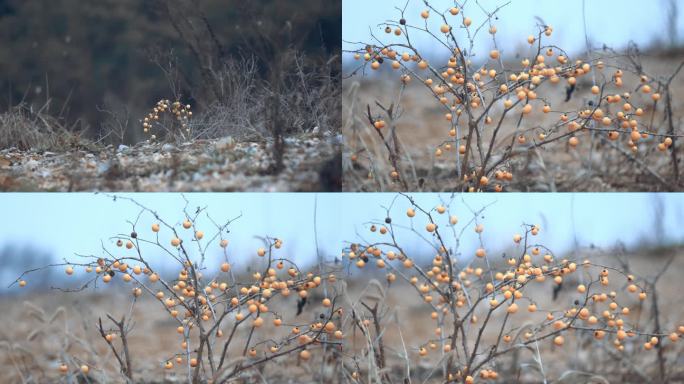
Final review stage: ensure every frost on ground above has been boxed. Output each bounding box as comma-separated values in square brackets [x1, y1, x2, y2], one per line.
[0, 133, 341, 192]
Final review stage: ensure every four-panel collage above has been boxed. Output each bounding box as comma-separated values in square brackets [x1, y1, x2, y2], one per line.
[1, 1, 683, 383]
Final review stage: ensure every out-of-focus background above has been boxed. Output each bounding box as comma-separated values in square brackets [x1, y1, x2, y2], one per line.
[0, 0, 341, 143]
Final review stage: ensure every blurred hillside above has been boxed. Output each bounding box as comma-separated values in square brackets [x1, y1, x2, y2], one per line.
[0, 0, 341, 143]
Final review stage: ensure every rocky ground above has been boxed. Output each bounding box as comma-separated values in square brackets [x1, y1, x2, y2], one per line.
[0, 132, 342, 192]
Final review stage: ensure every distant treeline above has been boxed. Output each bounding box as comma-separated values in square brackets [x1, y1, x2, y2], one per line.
[0, 0, 341, 141]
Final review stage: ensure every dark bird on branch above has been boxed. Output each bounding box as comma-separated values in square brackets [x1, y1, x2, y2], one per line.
[553, 281, 563, 300]
[296, 296, 307, 316]
[565, 83, 575, 102]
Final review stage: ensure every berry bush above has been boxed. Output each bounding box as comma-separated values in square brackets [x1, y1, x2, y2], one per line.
[344, 0, 684, 192]
[8, 194, 684, 383]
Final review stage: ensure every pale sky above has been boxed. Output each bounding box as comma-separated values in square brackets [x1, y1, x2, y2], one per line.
[346, 192, 684, 262]
[1, 193, 683, 291]
[343, 0, 684, 65]
[0, 193, 343, 288]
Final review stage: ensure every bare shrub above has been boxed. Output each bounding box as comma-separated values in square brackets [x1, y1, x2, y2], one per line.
[189, 57, 267, 140]
[140, 53, 340, 144]
[0, 108, 55, 151]
[0, 105, 83, 151]
[276, 54, 342, 136]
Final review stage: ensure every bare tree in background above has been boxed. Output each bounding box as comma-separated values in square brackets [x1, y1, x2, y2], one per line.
[667, 0, 679, 48]
[651, 194, 666, 246]
[0, 244, 54, 291]
[159, 0, 226, 105]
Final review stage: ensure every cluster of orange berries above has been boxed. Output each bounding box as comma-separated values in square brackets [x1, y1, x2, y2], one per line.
[341, 203, 683, 381]
[352, 5, 677, 189]
[164, 266, 344, 368]
[142, 99, 192, 139]
[42, 217, 349, 376]
[61, 251, 155, 287]
[57, 363, 90, 376]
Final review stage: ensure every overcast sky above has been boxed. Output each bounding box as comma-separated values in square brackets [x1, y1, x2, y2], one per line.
[343, 0, 684, 64]
[1, 192, 683, 291]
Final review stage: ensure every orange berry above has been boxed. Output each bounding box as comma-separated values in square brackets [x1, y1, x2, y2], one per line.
[507, 303, 519, 314]
[253, 317, 264, 327]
